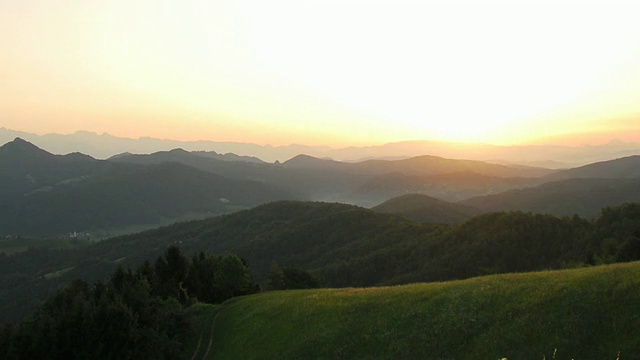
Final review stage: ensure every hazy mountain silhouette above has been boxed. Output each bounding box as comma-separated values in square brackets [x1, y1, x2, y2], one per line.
[0, 139, 300, 237]
[3, 127, 640, 165]
[0, 128, 325, 162]
[542, 155, 640, 182]
[111, 148, 264, 164]
[350, 171, 533, 205]
[461, 177, 640, 218]
[349, 155, 553, 178]
[113, 150, 553, 206]
[279, 155, 551, 206]
[5, 136, 638, 232]
[282, 154, 352, 170]
[279, 154, 553, 178]
[0, 138, 110, 197]
[192, 150, 264, 163]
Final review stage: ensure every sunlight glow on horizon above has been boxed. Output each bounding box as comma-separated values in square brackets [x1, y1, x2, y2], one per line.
[1, 0, 640, 147]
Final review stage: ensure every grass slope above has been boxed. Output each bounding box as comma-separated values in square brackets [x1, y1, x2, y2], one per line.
[184, 304, 222, 360]
[205, 262, 640, 359]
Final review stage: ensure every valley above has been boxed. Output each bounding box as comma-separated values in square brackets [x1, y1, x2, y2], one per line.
[3, 137, 640, 239]
[2, 137, 640, 358]
[4, 1, 640, 357]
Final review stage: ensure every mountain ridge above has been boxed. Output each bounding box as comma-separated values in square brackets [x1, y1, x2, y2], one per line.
[542, 155, 640, 181]
[0, 139, 301, 237]
[461, 177, 640, 218]
[3, 127, 640, 165]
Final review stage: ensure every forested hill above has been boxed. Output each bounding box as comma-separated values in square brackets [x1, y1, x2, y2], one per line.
[110, 148, 554, 205]
[542, 154, 640, 181]
[462, 177, 640, 218]
[0, 162, 300, 238]
[0, 137, 108, 197]
[0, 139, 300, 238]
[2, 201, 640, 322]
[372, 193, 480, 223]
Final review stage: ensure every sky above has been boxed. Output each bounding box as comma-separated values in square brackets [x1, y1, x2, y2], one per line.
[1, 0, 640, 147]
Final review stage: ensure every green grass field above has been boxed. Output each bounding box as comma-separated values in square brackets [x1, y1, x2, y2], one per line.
[187, 262, 640, 360]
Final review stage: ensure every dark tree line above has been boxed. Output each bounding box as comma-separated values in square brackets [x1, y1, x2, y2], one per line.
[3, 201, 640, 324]
[267, 262, 322, 290]
[0, 246, 258, 359]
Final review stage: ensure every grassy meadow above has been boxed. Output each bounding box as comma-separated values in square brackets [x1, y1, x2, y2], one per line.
[187, 262, 640, 360]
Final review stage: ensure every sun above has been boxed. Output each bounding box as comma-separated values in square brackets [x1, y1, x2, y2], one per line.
[240, 0, 640, 145]
[2, 0, 640, 146]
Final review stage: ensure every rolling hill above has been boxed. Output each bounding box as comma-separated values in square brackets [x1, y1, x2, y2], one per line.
[542, 155, 640, 181]
[281, 153, 555, 178]
[372, 193, 481, 223]
[197, 261, 640, 359]
[3, 200, 639, 322]
[458, 156, 640, 217]
[349, 155, 555, 178]
[112, 150, 554, 206]
[351, 171, 532, 204]
[461, 177, 640, 218]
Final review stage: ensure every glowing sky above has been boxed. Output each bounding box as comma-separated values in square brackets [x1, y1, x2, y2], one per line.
[1, 0, 640, 146]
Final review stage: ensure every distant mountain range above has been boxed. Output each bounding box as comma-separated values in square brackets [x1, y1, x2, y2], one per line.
[2, 136, 640, 237]
[111, 146, 553, 206]
[459, 155, 640, 217]
[363, 155, 640, 219]
[0, 138, 109, 198]
[349, 170, 535, 204]
[0, 138, 299, 238]
[3, 137, 548, 237]
[462, 180, 640, 218]
[3, 127, 640, 166]
[541, 155, 640, 181]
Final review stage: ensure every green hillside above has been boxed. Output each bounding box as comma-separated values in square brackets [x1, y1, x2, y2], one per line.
[192, 262, 640, 360]
[3, 201, 640, 322]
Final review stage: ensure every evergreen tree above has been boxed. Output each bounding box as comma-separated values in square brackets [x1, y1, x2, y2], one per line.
[214, 255, 254, 299]
[268, 261, 285, 290]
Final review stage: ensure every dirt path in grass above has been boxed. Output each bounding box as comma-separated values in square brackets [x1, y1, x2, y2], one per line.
[189, 307, 224, 360]
[201, 309, 223, 359]
[189, 336, 203, 360]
